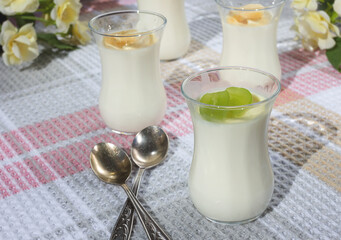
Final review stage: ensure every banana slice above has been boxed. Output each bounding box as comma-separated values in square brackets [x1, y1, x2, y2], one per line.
[227, 4, 271, 26]
[103, 29, 155, 49]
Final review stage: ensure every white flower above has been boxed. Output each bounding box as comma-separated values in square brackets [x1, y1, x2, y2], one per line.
[71, 21, 91, 45]
[0, 0, 39, 15]
[291, 0, 318, 11]
[334, 0, 341, 16]
[293, 11, 340, 51]
[0, 21, 39, 66]
[50, 0, 82, 33]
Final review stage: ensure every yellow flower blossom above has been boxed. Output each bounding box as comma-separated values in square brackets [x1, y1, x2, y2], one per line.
[51, 0, 82, 33]
[291, 0, 318, 11]
[71, 21, 91, 45]
[293, 11, 340, 51]
[0, 0, 39, 15]
[334, 0, 341, 16]
[0, 20, 39, 66]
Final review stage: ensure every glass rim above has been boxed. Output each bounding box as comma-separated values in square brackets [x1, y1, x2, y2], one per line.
[181, 66, 281, 110]
[215, 0, 287, 11]
[88, 10, 167, 38]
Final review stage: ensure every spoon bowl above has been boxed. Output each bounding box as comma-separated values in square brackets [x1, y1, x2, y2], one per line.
[89, 140, 171, 240]
[131, 125, 169, 169]
[109, 126, 170, 240]
[90, 142, 131, 185]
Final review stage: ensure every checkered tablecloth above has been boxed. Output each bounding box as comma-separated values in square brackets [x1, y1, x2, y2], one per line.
[0, 0, 340, 239]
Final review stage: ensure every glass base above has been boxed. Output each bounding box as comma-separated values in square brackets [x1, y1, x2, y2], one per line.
[205, 213, 261, 225]
[160, 55, 184, 62]
[111, 128, 136, 136]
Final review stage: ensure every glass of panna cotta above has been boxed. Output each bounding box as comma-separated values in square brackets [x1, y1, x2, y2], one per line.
[215, 0, 286, 80]
[181, 66, 280, 224]
[137, 0, 191, 60]
[89, 11, 167, 135]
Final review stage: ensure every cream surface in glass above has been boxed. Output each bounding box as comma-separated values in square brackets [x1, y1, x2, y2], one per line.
[215, 0, 286, 79]
[181, 67, 280, 224]
[89, 11, 167, 134]
[138, 0, 191, 60]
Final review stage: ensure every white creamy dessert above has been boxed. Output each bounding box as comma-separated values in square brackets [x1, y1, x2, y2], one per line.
[188, 92, 274, 223]
[220, 4, 281, 79]
[98, 30, 167, 133]
[138, 0, 191, 60]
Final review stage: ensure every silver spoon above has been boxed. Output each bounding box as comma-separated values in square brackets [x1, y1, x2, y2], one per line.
[110, 126, 169, 240]
[90, 142, 171, 240]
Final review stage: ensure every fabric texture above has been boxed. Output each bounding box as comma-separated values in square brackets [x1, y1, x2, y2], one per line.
[0, 0, 340, 239]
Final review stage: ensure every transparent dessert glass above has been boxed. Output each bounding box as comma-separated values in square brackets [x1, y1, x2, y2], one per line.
[137, 0, 191, 60]
[89, 11, 167, 135]
[181, 66, 281, 224]
[215, 0, 286, 80]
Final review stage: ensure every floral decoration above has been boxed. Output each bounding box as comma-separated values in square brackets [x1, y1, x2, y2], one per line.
[0, 0, 91, 66]
[292, 0, 341, 72]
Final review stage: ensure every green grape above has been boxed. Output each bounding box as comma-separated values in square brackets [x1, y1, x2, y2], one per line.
[199, 90, 230, 121]
[225, 87, 253, 118]
[225, 87, 253, 106]
[200, 90, 230, 106]
[199, 87, 255, 121]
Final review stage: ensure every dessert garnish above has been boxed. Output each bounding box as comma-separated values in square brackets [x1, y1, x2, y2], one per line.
[103, 29, 155, 49]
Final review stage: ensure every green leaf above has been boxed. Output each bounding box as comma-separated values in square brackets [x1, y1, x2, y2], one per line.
[326, 37, 341, 72]
[318, 0, 329, 11]
[330, 11, 339, 23]
[37, 33, 78, 50]
[38, 0, 55, 13]
[14, 13, 36, 27]
[20, 15, 54, 25]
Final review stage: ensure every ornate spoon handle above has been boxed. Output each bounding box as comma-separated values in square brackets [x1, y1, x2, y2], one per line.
[121, 183, 171, 240]
[110, 168, 145, 240]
